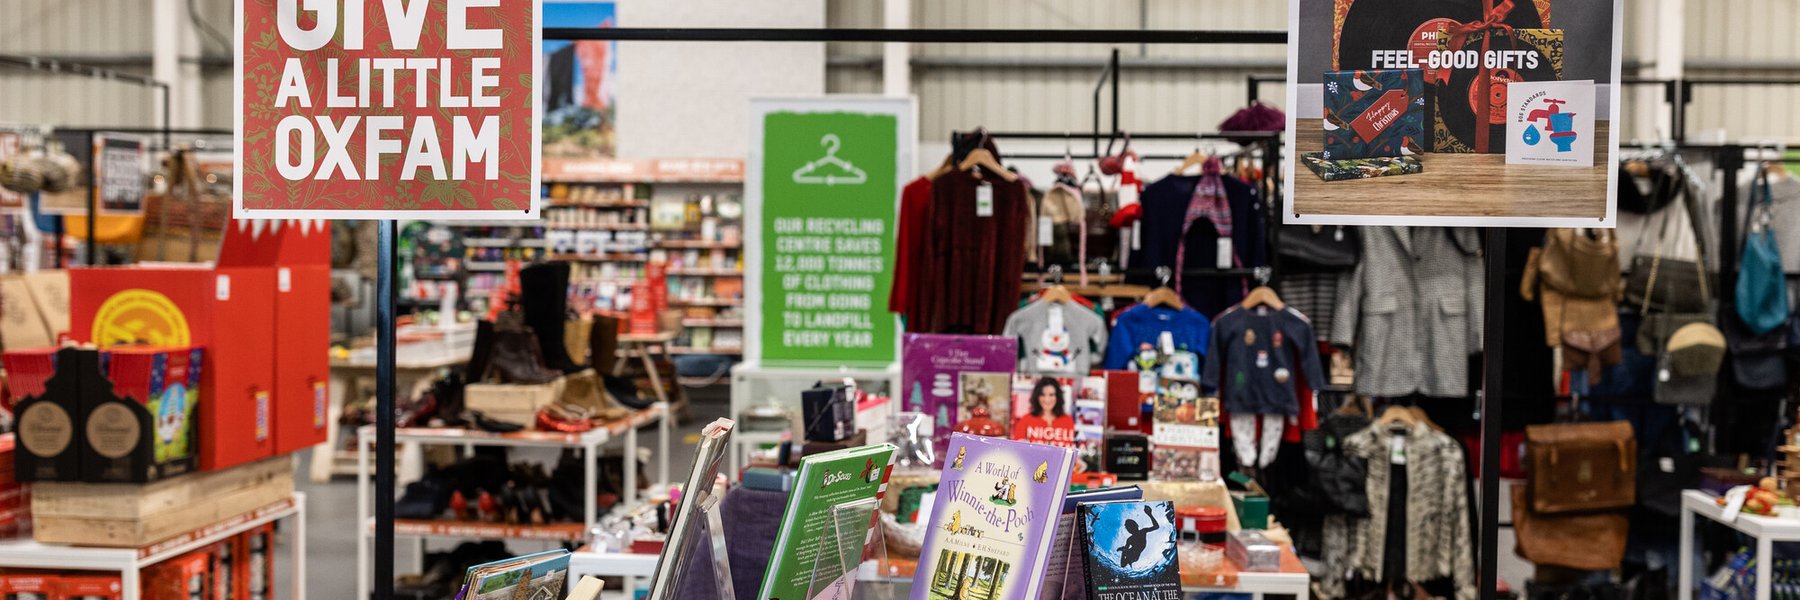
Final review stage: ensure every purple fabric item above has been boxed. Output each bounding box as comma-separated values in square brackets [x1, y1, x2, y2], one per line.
[674, 486, 789, 600]
[1219, 103, 1286, 146]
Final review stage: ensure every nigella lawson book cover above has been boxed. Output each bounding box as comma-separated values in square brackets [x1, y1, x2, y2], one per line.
[911, 433, 1075, 600]
[1079, 501, 1181, 600]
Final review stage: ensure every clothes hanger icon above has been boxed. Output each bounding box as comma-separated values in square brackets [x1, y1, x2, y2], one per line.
[791, 134, 868, 186]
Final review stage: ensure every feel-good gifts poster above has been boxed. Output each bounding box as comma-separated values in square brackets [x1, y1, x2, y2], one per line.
[1284, 0, 1623, 228]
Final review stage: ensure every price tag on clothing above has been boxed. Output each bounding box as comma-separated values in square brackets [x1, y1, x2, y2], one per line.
[1159, 332, 1175, 355]
[1389, 435, 1406, 465]
[975, 183, 994, 217]
[1216, 238, 1233, 269]
[1131, 222, 1142, 250]
[1038, 215, 1053, 246]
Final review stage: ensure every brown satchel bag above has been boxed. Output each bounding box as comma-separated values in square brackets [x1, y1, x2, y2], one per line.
[1511, 485, 1629, 571]
[1526, 421, 1636, 514]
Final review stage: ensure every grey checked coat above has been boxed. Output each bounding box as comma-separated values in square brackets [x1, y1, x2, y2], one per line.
[1330, 227, 1484, 398]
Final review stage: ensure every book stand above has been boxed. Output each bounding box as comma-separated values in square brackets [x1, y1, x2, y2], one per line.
[806, 497, 892, 600]
[695, 488, 737, 600]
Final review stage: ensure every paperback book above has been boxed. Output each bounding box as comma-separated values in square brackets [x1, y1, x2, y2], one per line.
[758, 443, 899, 600]
[451, 549, 570, 600]
[1073, 377, 1108, 473]
[1079, 501, 1181, 600]
[911, 434, 1076, 600]
[1042, 487, 1143, 600]
[1150, 381, 1218, 481]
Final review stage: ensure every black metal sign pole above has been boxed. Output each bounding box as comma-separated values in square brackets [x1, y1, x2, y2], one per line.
[374, 220, 398, 600]
[1478, 228, 1506, 600]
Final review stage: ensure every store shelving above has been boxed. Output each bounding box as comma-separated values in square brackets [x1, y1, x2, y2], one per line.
[0, 494, 306, 600]
[680, 318, 743, 328]
[354, 406, 671, 600]
[668, 298, 742, 307]
[669, 346, 743, 355]
[654, 240, 741, 250]
[665, 268, 741, 277]
[544, 222, 649, 231]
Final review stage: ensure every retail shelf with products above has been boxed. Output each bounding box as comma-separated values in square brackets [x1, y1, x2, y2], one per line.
[547, 200, 649, 209]
[464, 261, 509, 272]
[665, 268, 741, 277]
[654, 239, 741, 250]
[668, 346, 744, 355]
[679, 318, 743, 328]
[669, 298, 743, 307]
[0, 494, 306, 600]
[551, 253, 650, 263]
[1679, 489, 1800, 600]
[354, 404, 671, 599]
[544, 223, 650, 231]
[463, 238, 547, 248]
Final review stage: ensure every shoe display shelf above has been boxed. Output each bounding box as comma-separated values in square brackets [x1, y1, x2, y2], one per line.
[354, 403, 670, 600]
[0, 493, 306, 600]
[310, 328, 476, 482]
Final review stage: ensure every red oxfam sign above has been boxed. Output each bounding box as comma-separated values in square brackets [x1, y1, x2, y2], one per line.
[235, 0, 541, 220]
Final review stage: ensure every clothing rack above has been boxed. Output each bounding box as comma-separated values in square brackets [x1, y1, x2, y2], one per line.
[0, 53, 179, 265]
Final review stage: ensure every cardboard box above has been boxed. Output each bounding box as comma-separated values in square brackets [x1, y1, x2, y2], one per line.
[87, 347, 203, 483]
[210, 534, 236, 600]
[13, 347, 90, 482]
[270, 265, 329, 454]
[71, 266, 276, 471]
[0, 574, 54, 600]
[142, 550, 209, 600]
[0, 277, 54, 351]
[236, 523, 275, 600]
[20, 272, 69, 343]
[51, 575, 122, 600]
[217, 220, 331, 459]
[1, 348, 59, 407]
[465, 378, 565, 427]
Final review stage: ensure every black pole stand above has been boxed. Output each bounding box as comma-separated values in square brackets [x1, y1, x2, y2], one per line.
[1478, 228, 1507, 600]
[374, 221, 398, 600]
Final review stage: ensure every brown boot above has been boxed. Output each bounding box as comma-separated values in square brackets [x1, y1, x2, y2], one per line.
[588, 314, 621, 374]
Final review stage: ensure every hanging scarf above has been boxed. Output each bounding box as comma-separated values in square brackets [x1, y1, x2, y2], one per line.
[1174, 157, 1237, 294]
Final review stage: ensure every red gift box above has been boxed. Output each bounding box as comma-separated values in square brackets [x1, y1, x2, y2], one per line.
[142, 550, 209, 600]
[51, 575, 123, 600]
[70, 265, 276, 471]
[0, 574, 54, 599]
[219, 221, 331, 455]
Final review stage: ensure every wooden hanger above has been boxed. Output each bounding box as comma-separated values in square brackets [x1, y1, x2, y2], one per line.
[1335, 395, 1372, 417]
[925, 154, 955, 180]
[1040, 285, 1074, 304]
[1142, 286, 1183, 309]
[1409, 406, 1443, 432]
[1174, 149, 1210, 176]
[1240, 286, 1285, 311]
[1375, 404, 1417, 428]
[958, 148, 1019, 182]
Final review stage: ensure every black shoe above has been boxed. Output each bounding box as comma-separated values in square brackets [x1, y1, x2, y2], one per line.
[519, 262, 583, 374]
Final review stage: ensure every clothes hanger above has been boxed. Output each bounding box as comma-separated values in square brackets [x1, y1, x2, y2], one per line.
[1374, 404, 1417, 429]
[958, 148, 1019, 182]
[1142, 266, 1183, 309]
[1408, 406, 1443, 432]
[1174, 137, 1210, 175]
[1240, 286, 1285, 311]
[1038, 265, 1074, 304]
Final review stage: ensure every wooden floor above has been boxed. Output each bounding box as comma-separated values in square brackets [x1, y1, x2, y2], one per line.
[1292, 118, 1611, 221]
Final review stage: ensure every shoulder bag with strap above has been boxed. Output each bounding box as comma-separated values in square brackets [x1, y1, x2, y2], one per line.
[1624, 176, 1712, 315]
[1736, 168, 1791, 334]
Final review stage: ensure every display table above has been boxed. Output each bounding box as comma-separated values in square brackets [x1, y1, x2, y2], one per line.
[353, 405, 669, 600]
[727, 360, 901, 474]
[0, 493, 306, 600]
[1679, 489, 1800, 600]
[860, 542, 1309, 600]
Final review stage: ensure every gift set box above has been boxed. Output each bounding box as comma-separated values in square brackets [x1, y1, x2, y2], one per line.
[1323, 68, 1425, 160]
[69, 218, 331, 472]
[12, 346, 203, 483]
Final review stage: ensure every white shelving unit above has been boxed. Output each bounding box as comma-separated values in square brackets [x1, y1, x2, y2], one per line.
[353, 405, 671, 600]
[1679, 489, 1800, 600]
[0, 493, 307, 600]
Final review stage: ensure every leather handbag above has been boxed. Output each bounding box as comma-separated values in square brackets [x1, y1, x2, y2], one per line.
[1736, 170, 1791, 334]
[1539, 229, 1622, 299]
[1526, 420, 1636, 514]
[1279, 225, 1359, 270]
[1723, 312, 1788, 391]
[1513, 485, 1629, 572]
[1654, 322, 1726, 406]
[1623, 187, 1713, 314]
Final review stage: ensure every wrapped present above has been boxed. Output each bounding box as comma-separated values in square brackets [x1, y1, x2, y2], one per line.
[1303, 152, 1424, 181]
[1431, 28, 1566, 153]
[1323, 68, 1425, 159]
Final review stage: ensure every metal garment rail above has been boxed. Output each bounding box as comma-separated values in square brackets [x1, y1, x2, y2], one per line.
[0, 56, 176, 266]
[420, 25, 1504, 600]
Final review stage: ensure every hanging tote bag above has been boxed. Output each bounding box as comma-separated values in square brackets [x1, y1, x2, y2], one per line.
[1736, 170, 1790, 335]
[1624, 179, 1712, 315]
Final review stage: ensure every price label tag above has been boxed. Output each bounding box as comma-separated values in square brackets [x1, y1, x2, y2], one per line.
[1389, 435, 1407, 465]
[975, 183, 994, 217]
[1038, 216, 1053, 246]
[1216, 238, 1233, 269]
